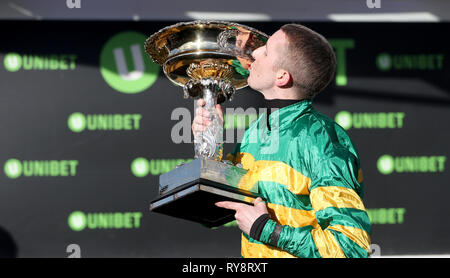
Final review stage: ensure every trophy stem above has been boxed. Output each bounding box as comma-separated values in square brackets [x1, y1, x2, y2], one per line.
[193, 79, 224, 160]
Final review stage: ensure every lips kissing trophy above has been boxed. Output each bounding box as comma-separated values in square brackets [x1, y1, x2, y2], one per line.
[145, 21, 268, 228]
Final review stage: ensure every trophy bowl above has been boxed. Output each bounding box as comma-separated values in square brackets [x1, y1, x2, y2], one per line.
[145, 20, 268, 103]
[145, 21, 269, 228]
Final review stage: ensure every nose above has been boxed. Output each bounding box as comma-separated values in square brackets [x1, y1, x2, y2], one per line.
[251, 46, 263, 60]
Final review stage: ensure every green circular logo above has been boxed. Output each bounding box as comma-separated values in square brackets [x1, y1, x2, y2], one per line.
[335, 111, 352, 130]
[100, 31, 159, 94]
[68, 211, 87, 231]
[4, 53, 22, 72]
[376, 53, 392, 71]
[131, 157, 150, 177]
[4, 159, 22, 179]
[377, 155, 395, 175]
[68, 112, 86, 133]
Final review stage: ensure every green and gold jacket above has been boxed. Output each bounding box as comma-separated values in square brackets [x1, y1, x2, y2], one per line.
[226, 99, 371, 258]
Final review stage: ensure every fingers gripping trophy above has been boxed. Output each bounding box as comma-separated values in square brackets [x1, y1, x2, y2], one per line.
[146, 21, 268, 228]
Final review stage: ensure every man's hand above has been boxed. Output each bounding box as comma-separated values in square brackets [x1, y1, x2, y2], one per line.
[191, 98, 224, 136]
[215, 197, 268, 235]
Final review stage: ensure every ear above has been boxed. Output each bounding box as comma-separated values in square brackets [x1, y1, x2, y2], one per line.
[275, 69, 292, 87]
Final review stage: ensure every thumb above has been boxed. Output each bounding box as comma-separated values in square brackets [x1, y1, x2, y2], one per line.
[253, 197, 268, 214]
[253, 197, 264, 206]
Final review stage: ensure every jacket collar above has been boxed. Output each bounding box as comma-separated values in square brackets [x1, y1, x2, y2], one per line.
[266, 99, 313, 131]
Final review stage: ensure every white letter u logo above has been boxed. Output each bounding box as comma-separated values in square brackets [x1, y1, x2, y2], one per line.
[113, 44, 144, 81]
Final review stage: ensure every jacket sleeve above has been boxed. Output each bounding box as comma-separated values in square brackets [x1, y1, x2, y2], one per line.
[258, 151, 372, 258]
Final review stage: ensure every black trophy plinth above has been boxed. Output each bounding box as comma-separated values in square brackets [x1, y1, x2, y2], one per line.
[149, 158, 261, 228]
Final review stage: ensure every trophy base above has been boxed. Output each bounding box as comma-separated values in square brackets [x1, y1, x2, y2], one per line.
[150, 181, 260, 228]
[150, 158, 261, 228]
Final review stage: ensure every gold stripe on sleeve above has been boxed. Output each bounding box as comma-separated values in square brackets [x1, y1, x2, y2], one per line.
[328, 224, 371, 251]
[235, 152, 312, 195]
[241, 235, 296, 258]
[310, 186, 366, 212]
[311, 228, 346, 258]
[267, 203, 319, 229]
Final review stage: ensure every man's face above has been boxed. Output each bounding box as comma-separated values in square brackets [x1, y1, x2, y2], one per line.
[247, 29, 287, 93]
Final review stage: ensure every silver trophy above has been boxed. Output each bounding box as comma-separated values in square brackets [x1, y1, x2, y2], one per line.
[145, 21, 268, 228]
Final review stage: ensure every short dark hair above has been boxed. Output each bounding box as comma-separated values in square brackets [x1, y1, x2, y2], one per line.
[278, 24, 336, 99]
